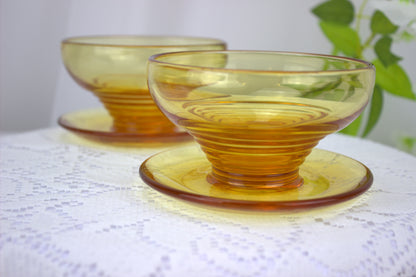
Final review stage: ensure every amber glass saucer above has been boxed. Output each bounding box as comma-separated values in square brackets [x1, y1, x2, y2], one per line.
[58, 109, 191, 143]
[140, 144, 373, 211]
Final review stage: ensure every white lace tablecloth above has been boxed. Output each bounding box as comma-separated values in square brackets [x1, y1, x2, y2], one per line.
[1, 128, 415, 277]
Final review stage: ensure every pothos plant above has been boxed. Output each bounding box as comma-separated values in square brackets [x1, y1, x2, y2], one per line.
[311, 0, 416, 150]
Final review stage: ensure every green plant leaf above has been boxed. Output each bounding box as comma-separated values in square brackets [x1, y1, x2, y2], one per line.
[374, 36, 402, 67]
[362, 85, 383, 137]
[400, 30, 415, 42]
[312, 0, 354, 25]
[402, 137, 416, 149]
[347, 74, 363, 88]
[370, 10, 399, 35]
[340, 113, 362, 136]
[373, 59, 416, 100]
[302, 78, 342, 99]
[319, 21, 361, 57]
[399, 136, 416, 154]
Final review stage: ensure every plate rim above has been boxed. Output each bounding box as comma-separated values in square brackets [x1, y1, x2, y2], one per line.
[58, 108, 191, 143]
[139, 144, 373, 211]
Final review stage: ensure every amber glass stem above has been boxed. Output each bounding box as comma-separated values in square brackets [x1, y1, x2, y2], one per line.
[192, 131, 325, 190]
[94, 90, 176, 134]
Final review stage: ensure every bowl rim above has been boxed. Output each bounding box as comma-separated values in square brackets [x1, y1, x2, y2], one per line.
[61, 35, 226, 48]
[148, 50, 375, 74]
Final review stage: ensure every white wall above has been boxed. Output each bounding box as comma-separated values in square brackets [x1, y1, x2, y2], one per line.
[0, 0, 70, 132]
[1, 0, 415, 148]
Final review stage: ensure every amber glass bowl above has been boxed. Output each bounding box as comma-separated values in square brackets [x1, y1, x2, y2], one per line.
[61, 36, 226, 135]
[146, 51, 375, 193]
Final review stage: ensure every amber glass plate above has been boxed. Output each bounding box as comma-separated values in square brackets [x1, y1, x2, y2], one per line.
[140, 144, 373, 211]
[58, 109, 191, 143]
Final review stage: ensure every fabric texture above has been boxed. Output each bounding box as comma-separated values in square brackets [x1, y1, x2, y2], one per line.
[1, 128, 415, 277]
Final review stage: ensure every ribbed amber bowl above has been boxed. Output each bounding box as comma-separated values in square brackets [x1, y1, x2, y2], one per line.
[61, 36, 226, 134]
[147, 51, 375, 190]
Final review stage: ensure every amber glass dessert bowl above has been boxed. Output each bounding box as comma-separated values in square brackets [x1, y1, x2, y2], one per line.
[141, 51, 376, 210]
[60, 36, 226, 142]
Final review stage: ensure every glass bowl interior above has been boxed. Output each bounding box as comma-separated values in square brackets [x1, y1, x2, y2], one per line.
[62, 35, 226, 48]
[149, 50, 373, 72]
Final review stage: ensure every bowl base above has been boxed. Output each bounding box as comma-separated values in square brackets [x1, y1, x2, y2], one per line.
[58, 108, 192, 144]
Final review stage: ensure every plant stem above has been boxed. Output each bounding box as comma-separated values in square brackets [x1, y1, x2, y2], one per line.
[363, 33, 376, 49]
[356, 0, 371, 59]
[356, 0, 369, 31]
[357, 33, 375, 59]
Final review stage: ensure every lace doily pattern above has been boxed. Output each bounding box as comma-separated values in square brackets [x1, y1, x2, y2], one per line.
[1, 129, 415, 277]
